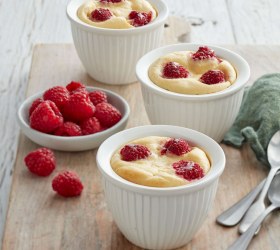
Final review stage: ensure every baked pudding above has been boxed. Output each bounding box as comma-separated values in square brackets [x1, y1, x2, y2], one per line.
[77, 0, 157, 29]
[148, 46, 237, 95]
[111, 136, 211, 187]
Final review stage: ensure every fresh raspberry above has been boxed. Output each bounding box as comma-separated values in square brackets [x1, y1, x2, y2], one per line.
[162, 62, 189, 79]
[66, 81, 86, 93]
[24, 148, 56, 177]
[94, 102, 121, 128]
[91, 8, 112, 22]
[100, 0, 122, 3]
[172, 160, 204, 181]
[29, 98, 44, 117]
[89, 90, 108, 106]
[43, 86, 69, 110]
[129, 11, 152, 27]
[120, 144, 151, 161]
[80, 117, 102, 135]
[161, 138, 191, 156]
[30, 100, 63, 133]
[52, 171, 84, 197]
[200, 70, 225, 85]
[54, 122, 82, 136]
[63, 91, 95, 122]
[191, 46, 216, 61]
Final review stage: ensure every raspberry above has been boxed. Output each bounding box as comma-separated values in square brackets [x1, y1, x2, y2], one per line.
[89, 90, 108, 106]
[54, 122, 82, 136]
[120, 144, 151, 161]
[100, 0, 122, 2]
[29, 98, 44, 117]
[162, 62, 189, 79]
[24, 148, 56, 176]
[161, 138, 191, 156]
[129, 11, 152, 27]
[191, 46, 216, 61]
[43, 86, 69, 110]
[91, 8, 112, 22]
[80, 117, 102, 135]
[66, 81, 86, 93]
[52, 171, 83, 197]
[94, 102, 121, 128]
[63, 91, 95, 122]
[200, 70, 225, 85]
[30, 100, 63, 133]
[172, 160, 204, 181]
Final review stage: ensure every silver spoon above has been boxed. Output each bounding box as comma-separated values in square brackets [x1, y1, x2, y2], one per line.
[216, 178, 265, 226]
[239, 130, 280, 233]
[228, 174, 280, 250]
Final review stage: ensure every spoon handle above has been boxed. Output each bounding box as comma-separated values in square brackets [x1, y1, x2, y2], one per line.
[216, 179, 265, 226]
[239, 167, 280, 233]
[228, 204, 277, 250]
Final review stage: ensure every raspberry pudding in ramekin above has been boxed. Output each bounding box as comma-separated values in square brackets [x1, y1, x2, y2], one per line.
[97, 125, 225, 249]
[149, 46, 237, 95]
[67, 0, 168, 84]
[111, 136, 211, 187]
[136, 43, 250, 142]
[78, 0, 157, 29]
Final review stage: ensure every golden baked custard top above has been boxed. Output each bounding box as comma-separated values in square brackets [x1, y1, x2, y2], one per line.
[77, 0, 157, 29]
[148, 46, 237, 95]
[110, 136, 211, 187]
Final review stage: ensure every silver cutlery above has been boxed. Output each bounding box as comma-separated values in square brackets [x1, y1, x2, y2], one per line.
[216, 179, 265, 226]
[228, 173, 280, 250]
[239, 130, 280, 233]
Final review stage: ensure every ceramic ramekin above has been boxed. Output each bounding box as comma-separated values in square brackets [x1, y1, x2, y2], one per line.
[67, 0, 169, 85]
[96, 125, 225, 249]
[136, 43, 250, 142]
[17, 87, 130, 151]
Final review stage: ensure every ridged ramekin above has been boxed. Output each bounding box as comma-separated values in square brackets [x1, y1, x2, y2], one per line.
[136, 43, 250, 142]
[67, 0, 168, 85]
[97, 125, 225, 249]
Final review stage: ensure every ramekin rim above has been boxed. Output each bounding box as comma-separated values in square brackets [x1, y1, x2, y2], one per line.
[96, 125, 226, 195]
[17, 87, 130, 142]
[136, 43, 251, 101]
[66, 0, 169, 34]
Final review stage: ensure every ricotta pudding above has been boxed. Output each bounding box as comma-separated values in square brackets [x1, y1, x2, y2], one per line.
[148, 46, 237, 95]
[110, 136, 211, 187]
[77, 0, 157, 29]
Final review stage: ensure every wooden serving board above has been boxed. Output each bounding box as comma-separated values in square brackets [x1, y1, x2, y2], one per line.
[3, 20, 280, 249]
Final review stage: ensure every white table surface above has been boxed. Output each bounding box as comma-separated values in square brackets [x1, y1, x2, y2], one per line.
[0, 0, 280, 246]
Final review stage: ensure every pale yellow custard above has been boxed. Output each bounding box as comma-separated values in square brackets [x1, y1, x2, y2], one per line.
[148, 49, 237, 95]
[111, 136, 211, 187]
[77, 0, 157, 29]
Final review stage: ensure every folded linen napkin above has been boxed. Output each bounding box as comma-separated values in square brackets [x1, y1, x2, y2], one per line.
[223, 74, 280, 166]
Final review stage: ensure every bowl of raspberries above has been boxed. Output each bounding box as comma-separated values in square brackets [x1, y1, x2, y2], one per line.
[17, 81, 130, 151]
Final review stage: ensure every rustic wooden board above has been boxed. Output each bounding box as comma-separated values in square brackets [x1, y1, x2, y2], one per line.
[3, 42, 280, 249]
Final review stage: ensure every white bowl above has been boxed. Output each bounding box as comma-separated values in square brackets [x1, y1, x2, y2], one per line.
[136, 43, 250, 142]
[17, 87, 130, 151]
[67, 0, 169, 85]
[96, 125, 225, 249]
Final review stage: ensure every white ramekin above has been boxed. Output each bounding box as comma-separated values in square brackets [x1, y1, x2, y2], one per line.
[67, 0, 169, 85]
[96, 125, 225, 249]
[136, 43, 250, 142]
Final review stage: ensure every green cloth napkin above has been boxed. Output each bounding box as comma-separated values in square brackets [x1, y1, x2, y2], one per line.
[223, 73, 280, 166]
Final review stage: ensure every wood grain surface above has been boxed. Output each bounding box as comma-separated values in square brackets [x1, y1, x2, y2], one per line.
[1, 0, 280, 245]
[2, 43, 280, 250]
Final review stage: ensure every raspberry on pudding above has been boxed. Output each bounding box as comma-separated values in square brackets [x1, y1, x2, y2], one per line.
[148, 46, 237, 95]
[77, 0, 157, 29]
[110, 136, 211, 187]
